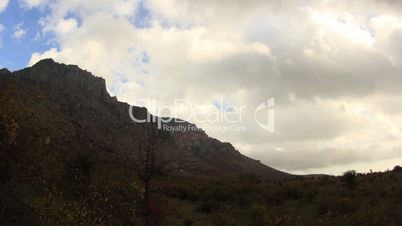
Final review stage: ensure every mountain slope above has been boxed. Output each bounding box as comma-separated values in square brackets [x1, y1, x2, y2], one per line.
[0, 59, 288, 178]
[3, 60, 402, 226]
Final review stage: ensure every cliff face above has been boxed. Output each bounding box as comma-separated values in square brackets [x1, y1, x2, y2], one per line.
[0, 59, 288, 178]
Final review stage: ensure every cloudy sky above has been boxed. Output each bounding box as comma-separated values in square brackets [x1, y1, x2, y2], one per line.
[1, 0, 402, 175]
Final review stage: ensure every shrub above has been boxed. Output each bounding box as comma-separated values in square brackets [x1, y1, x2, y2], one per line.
[284, 186, 301, 200]
[183, 218, 194, 226]
[196, 201, 223, 213]
[251, 204, 289, 226]
[341, 170, 357, 189]
[211, 212, 232, 226]
[251, 204, 270, 226]
[392, 165, 402, 172]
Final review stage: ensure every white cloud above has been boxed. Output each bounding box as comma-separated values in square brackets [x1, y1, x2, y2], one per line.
[13, 22, 27, 40]
[0, 0, 8, 12]
[28, 0, 402, 175]
[19, 0, 43, 9]
[0, 24, 4, 47]
[54, 18, 78, 35]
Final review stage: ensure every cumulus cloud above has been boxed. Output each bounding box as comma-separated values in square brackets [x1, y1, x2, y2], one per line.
[0, 0, 8, 12]
[13, 22, 27, 40]
[27, 0, 402, 174]
[53, 18, 78, 35]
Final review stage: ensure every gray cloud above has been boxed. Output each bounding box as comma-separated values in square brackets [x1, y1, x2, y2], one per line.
[27, 0, 402, 174]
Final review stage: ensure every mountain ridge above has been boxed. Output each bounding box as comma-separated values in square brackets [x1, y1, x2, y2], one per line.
[0, 58, 289, 179]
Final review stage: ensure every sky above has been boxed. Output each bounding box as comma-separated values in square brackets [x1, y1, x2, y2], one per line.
[1, 0, 402, 175]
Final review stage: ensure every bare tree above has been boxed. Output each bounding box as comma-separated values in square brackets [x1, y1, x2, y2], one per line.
[127, 122, 191, 226]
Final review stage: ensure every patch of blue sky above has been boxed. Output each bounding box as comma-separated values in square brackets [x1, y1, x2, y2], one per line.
[0, 1, 151, 74]
[63, 11, 83, 28]
[132, 0, 152, 28]
[213, 100, 237, 113]
[0, 1, 55, 71]
[131, 0, 193, 30]
[140, 51, 150, 64]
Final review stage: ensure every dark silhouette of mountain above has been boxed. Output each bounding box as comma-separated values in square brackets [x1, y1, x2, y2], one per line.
[0, 59, 288, 179]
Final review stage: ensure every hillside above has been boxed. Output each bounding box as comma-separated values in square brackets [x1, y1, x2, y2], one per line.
[1, 60, 402, 225]
[0, 59, 288, 178]
[0, 59, 287, 225]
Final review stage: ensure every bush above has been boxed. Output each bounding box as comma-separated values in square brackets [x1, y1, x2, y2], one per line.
[183, 218, 194, 226]
[251, 204, 289, 226]
[196, 201, 223, 213]
[212, 189, 233, 202]
[251, 204, 270, 226]
[211, 212, 232, 226]
[342, 170, 357, 189]
[392, 165, 402, 172]
[285, 186, 301, 200]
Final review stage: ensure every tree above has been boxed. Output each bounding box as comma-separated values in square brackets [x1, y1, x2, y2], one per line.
[128, 123, 190, 226]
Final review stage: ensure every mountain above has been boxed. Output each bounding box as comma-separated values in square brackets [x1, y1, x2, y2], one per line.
[2, 60, 402, 226]
[0, 59, 288, 179]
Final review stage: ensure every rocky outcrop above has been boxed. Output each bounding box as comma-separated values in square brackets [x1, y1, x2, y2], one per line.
[13, 59, 109, 100]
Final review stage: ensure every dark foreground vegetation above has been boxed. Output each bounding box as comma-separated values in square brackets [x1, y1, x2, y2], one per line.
[1, 60, 402, 225]
[2, 141, 402, 226]
[2, 105, 402, 226]
[2, 119, 402, 226]
[161, 167, 402, 226]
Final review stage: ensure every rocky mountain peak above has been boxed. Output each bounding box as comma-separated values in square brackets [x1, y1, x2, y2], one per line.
[13, 59, 109, 100]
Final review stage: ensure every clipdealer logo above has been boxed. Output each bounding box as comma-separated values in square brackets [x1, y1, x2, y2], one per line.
[128, 98, 275, 133]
